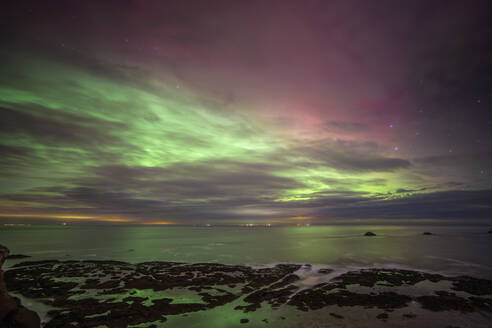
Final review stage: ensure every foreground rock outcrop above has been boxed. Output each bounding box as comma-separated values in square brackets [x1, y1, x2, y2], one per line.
[0, 244, 40, 328]
[4, 259, 492, 328]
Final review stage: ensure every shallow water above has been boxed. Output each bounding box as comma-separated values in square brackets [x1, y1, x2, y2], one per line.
[2, 225, 492, 278]
[3, 225, 492, 328]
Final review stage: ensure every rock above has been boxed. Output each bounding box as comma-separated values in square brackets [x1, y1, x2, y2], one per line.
[403, 313, 417, 319]
[364, 232, 376, 236]
[0, 244, 9, 267]
[376, 313, 389, 319]
[0, 244, 40, 328]
[451, 276, 492, 295]
[4, 306, 41, 328]
[0, 245, 17, 322]
[329, 312, 344, 319]
[423, 232, 433, 235]
[416, 293, 473, 312]
[5, 260, 492, 327]
[6, 254, 32, 260]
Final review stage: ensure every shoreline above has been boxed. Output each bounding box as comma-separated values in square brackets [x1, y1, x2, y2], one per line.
[4, 258, 492, 327]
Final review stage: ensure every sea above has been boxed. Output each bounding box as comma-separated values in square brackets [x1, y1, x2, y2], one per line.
[1, 225, 492, 327]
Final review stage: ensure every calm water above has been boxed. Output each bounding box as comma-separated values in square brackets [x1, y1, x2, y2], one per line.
[2, 225, 492, 278]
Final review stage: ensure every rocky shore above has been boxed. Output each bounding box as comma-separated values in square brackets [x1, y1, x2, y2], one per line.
[0, 244, 40, 328]
[3, 256, 492, 327]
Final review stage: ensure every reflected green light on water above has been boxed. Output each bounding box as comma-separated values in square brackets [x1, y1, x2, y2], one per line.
[2, 225, 492, 279]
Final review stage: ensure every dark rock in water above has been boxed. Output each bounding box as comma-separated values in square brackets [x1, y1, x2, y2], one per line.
[6, 254, 32, 259]
[335, 268, 443, 288]
[330, 312, 344, 319]
[435, 290, 456, 297]
[318, 268, 334, 274]
[469, 296, 492, 308]
[423, 232, 433, 235]
[288, 289, 412, 312]
[416, 294, 473, 312]
[4, 259, 492, 327]
[451, 276, 492, 295]
[403, 313, 417, 319]
[364, 232, 376, 236]
[0, 244, 40, 328]
[376, 313, 389, 319]
[240, 318, 249, 324]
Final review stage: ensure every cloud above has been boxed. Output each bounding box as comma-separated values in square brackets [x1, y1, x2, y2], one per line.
[316, 189, 492, 220]
[288, 139, 411, 172]
[396, 187, 426, 193]
[0, 103, 126, 148]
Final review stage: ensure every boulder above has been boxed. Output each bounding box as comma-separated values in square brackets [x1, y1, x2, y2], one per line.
[0, 244, 40, 328]
[4, 306, 41, 328]
[0, 244, 17, 321]
[376, 313, 389, 320]
[364, 232, 376, 237]
[0, 244, 9, 267]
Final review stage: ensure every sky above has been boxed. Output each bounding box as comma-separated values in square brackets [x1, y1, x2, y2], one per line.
[1, 0, 492, 225]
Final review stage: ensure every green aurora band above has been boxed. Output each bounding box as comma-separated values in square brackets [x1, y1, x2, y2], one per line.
[0, 49, 483, 224]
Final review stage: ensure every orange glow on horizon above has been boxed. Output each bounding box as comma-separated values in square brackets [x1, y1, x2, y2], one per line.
[0, 213, 132, 223]
[288, 216, 313, 220]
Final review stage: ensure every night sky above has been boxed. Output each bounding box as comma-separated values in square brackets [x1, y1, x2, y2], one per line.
[1, 0, 492, 225]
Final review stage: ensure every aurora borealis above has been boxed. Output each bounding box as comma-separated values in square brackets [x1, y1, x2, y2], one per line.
[1, 1, 492, 225]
